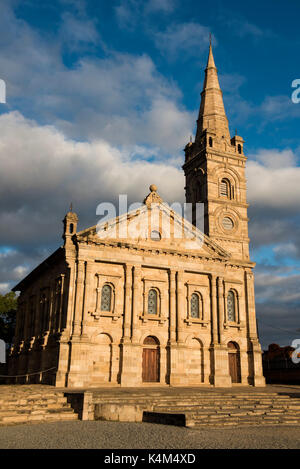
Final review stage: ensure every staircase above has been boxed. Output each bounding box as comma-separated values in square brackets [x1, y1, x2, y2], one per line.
[0, 386, 79, 425]
[91, 389, 300, 427]
[150, 392, 300, 427]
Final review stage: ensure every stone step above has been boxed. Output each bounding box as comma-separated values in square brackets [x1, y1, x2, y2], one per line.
[0, 393, 63, 401]
[0, 404, 71, 416]
[0, 408, 78, 425]
[0, 396, 67, 404]
[94, 395, 295, 404]
[0, 388, 78, 426]
[1, 400, 69, 410]
[192, 416, 300, 427]
[153, 404, 300, 413]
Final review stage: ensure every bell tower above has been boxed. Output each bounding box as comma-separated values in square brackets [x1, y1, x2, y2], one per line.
[183, 41, 250, 261]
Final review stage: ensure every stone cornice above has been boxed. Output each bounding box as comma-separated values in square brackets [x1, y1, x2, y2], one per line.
[76, 237, 254, 269]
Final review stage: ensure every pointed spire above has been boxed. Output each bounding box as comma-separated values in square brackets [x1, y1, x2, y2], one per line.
[195, 39, 230, 142]
[207, 35, 216, 69]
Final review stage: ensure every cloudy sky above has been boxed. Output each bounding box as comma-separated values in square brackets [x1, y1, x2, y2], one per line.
[0, 0, 299, 349]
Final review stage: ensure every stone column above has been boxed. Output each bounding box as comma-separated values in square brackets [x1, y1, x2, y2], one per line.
[210, 274, 218, 345]
[81, 262, 93, 338]
[245, 271, 258, 340]
[217, 277, 225, 345]
[123, 264, 133, 342]
[170, 270, 186, 386]
[65, 260, 87, 388]
[131, 265, 142, 342]
[120, 264, 138, 386]
[169, 269, 177, 344]
[168, 268, 178, 385]
[56, 260, 76, 387]
[245, 271, 265, 387]
[72, 260, 85, 338]
[176, 270, 185, 345]
[62, 258, 76, 339]
[57, 274, 65, 334]
[210, 274, 231, 387]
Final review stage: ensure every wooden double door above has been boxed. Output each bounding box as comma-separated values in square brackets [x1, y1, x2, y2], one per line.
[142, 348, 160, 383]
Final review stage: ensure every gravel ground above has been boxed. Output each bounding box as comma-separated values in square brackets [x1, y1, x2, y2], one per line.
[0, 421, 300, 449]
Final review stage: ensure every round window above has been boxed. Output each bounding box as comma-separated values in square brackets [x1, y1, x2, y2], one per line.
[150, 230, 161, 241]
[222, 217, 234, 230]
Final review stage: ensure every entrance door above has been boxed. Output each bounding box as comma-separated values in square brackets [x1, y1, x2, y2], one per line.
[228, 342, 241, 383]
[142, 336, 160, 383]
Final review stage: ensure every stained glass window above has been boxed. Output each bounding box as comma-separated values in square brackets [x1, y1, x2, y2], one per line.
[101, 285, 112, 312]
[190, 293, 200, 319]
[227, 290, 236, 322]
[148, 289, 158, 315]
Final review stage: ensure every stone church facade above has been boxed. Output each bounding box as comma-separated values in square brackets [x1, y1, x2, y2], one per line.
[9, 44, 265, 388]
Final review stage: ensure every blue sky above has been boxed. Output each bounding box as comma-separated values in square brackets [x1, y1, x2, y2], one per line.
[0, 0, 300, 349]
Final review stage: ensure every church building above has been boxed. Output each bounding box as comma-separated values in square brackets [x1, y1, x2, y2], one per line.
[9, 44, 265, 388]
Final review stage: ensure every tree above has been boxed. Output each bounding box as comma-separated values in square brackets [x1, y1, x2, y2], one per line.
[0, 291, 17, 349]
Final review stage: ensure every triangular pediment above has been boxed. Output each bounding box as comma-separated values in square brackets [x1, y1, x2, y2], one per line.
[77, 198, 230, 260]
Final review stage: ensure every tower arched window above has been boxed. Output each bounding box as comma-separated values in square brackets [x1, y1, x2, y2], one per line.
[190, 293, 201, 319]
[238, 144, 242, 154]
[148, 289, 158, 315]
[220, 178, 231, 198]
[227, 290, 237, 322]
[101, 284, 112, 312]
[209, 137, 213, 147]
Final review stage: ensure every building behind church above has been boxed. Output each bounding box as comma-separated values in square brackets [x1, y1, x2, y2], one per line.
[8, 44, 265, 388]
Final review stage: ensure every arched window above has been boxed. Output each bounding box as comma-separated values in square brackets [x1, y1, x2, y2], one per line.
[148, 289, 158, 315]
[227, 290, 236, 322]
[209, 137, 213, 147]
[238, 144, 242, 154]
[101, 284, 112, 312]
[190, 293, 200, 319]
[220, 178, 231, 198]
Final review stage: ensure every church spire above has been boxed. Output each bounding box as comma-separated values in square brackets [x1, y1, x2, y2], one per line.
[195, 40, 230, 142]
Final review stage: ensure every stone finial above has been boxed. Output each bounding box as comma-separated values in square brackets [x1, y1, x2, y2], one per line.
[144, 184, 163, 207]
[149, 184, 157, 192]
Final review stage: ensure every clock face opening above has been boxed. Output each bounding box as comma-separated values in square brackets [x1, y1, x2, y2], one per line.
[222, 217, 234, 231]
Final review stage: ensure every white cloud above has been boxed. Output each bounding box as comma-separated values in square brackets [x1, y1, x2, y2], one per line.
[154, 22, 211, 60]
[145, 0, 177, 13]
[0, 110, 184, 247]
[0, 2, 194, 154]
[60, 12, 101, 50]
[115, 0, 177, 29]
[0, 283, 10, 294]
[260, 95, 300, 122]
[247, 148, 300, 210]
[255, 272, 300, 303]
